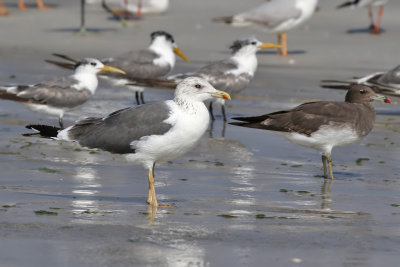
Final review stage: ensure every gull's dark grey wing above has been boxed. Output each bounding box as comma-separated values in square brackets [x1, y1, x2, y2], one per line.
[66, 102, 173, 154]
[102, 49, 172, 79]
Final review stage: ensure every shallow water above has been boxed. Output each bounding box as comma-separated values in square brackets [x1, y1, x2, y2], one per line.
[1, 0, 400, 266]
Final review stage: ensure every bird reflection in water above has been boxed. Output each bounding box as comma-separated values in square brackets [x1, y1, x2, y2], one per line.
[71, 166, 102, 218]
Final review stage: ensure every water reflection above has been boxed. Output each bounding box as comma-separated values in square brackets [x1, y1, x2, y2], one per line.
[71, 166, 101, 215]
[144, 224, 209, 267]
[320, 178, 333, 210]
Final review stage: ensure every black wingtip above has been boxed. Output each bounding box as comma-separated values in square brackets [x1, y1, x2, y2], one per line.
[25, 124, 60, 138]
[45, 60, 75, 70]
[52, 53, 78, 63]
[337, 1, 357, 9]
[320, 84, 351, 90]
[228, 121, 247, 127]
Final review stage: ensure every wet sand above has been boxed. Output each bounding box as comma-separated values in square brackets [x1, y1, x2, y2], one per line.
[1, 0, 400, 266]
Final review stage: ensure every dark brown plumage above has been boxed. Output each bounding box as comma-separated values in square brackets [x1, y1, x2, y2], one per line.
[230, 84, 391, 179]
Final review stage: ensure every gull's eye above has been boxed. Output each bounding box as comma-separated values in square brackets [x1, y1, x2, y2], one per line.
[359, 89, 366, 94]
[195, 84, 202, 89]
[90, 62, 97, 66]
[251, 41, 257, 45]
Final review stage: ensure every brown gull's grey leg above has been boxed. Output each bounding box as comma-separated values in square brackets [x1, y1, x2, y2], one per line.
[327, 154, 334, 179]
[322, 155, 328, 178]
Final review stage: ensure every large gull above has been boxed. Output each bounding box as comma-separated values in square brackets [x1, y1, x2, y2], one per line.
[27, 77, 231, 207]
[230, 84, 391, 179]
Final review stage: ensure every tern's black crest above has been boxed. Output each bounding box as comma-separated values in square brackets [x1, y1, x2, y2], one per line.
[73, 58, 99, 70]
[150, 31, 175, 43]
[229, 38, 256, 54]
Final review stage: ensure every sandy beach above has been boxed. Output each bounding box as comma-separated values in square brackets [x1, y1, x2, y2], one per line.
[1, 0, 400, 266]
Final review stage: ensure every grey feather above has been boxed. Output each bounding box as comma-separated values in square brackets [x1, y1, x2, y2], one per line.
[67, 103, 173, 154]
[171, 59, 252, 96]
[4, 76, 92, 108]
[102, 49, 171, 80]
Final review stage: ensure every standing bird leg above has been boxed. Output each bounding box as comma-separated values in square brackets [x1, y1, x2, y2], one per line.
[368, 6, 375, 29]
[277, 32, 288, 56]
[18, 0, 27, 9]
[19, 0, 51, 9]
[146, 163, 175, 208]
[327, 154, 334, 179]
[36, 0, 52, 9]
[371, 6, 384, 34]
[322, 155, 328, 178]
[136, 0, 142, 18]
[135, 91, 140, 105]
[147, 163, 158, 207]
[0, 0, 8, 15]
[140, 91, 145, 104]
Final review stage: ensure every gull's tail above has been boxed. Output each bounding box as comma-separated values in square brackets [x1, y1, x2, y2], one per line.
[24, 124, 60, 138]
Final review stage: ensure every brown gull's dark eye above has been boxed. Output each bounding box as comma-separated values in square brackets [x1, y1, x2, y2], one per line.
[360, 89, 366, 94]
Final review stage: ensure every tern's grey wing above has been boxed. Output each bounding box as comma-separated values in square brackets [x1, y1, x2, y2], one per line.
[104, 49, 172, 79]
[196, 60, 252, 96]
[36, 76, 78, 88]
[67, 102, 173, 154]
[236, 0, 301, 29]
[14, 77, 92, 108]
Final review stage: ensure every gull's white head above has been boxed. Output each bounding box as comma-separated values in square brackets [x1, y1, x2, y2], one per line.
[174, 77, 230, 102]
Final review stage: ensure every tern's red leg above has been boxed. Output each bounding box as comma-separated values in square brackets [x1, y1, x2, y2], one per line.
[18, 0, 27, 10]
[36, 0, 52, 9]
[371, 6, 384, 34]
[0, 0, 8, 15]
[368, 6, 375, 29]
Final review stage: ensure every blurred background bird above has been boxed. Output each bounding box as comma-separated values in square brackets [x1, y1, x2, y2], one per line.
[337, 0, 390, 34]
[213, 0, 319, 56]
